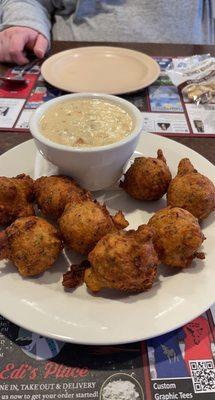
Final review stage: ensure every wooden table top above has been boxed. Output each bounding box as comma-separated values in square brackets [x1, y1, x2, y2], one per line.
[0, 41, 214, 164]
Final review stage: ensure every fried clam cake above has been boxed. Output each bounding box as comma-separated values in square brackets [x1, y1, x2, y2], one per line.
[34, 175, 92, 219]
[148, 207, 205, 269]
[0, 216, 63, 277]
[84, 224, 159, 293]
[0, 174, 34, 227]
[167, 158, 215, 221]
[58, 198, 128, 255]
[120, 149, 172, 201]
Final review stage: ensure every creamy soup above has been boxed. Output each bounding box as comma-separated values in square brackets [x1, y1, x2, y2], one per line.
[39, 98, 133, 147]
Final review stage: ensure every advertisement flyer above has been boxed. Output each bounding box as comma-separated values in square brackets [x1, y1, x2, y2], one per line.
[185, 104, 215, 135]
[0, 310, 214, 400]
[141, 112, 189, 135]
[148, 86, 183, 112]
[0, 316, 146, 400]
[0, 98, 25, 128]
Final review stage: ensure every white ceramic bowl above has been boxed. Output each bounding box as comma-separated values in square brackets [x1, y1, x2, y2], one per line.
[29, 93, 143, 191]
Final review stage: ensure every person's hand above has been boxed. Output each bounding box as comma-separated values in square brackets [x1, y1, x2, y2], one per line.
[0, 27, 49, 65]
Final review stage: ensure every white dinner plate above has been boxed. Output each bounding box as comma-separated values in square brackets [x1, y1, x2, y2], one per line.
[0, 134, 214, 345]
[41, 46, 160, 94]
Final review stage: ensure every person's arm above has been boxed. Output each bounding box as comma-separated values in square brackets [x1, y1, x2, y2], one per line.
[1, 0, 53, 43]
[0, 0, 54, 64]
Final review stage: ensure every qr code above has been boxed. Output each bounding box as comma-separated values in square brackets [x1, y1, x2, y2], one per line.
[189, 359, 215, 393]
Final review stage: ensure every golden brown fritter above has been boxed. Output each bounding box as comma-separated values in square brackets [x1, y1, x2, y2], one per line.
[34, 175, 92, 219]
[0, 174, 34, 226]
[167, 158, 215, 221]
[58, 199, 128, 255]
[0, 216, 63, 277]
[84, 225, 159, 293]
[148, 207, 205, 268]
[120, 149, 172, 200]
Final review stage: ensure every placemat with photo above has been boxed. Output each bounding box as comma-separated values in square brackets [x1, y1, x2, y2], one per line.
[0, 57, 214, 137]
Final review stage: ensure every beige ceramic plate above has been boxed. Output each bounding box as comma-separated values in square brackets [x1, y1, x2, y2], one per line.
[41, 46, 160, 94]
